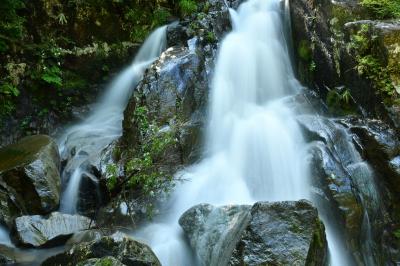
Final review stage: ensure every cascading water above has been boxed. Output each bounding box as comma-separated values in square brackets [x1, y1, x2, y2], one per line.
[58, 26, 167, 214]
[135, 0, 346, 265]
[0, 226, 11, 246]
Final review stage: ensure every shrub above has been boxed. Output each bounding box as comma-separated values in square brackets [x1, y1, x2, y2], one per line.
[360, 0, 400, 19]
[179, 0, 197, 17]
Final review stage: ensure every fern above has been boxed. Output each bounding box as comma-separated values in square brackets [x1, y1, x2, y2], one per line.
[41, 66, 62, 87]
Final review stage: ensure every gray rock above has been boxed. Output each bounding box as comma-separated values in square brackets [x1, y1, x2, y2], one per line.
[12, 212, 94, 247]
[65, 229, 106, 248]
[229, 201, 328, 266]
[179, 204, 251, 266]
[42, 231, 161, 266]
[0, 135, 61, 227]
[0, 244, 16, 265]
[179, 201, 328, 266]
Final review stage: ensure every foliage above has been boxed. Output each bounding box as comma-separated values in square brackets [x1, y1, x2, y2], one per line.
[0, 82, 19, 117]
[179, 0, 198, 16]
[360, 0, 400, 19]
[0, 0, 25, 53]
[349, 24, 397, 103]
[106, 105, 178, 217]
[326, 88, 356, 116]
[41, 66, 63, 87]
[394, 229, 400, 239]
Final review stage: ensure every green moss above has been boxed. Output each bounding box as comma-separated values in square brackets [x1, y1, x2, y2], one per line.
[298, 40, 312, 62]
[0, 135, 51, 172]
[360, 0, 400, 19]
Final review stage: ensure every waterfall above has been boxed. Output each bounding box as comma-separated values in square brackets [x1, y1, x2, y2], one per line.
[134, 0, 346, 265]
[58, 26, 167, 214]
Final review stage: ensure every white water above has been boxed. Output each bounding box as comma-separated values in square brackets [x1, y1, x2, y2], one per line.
[59, 26, 167, 214]
[0, 226, 11, 246]
[134, 0, 345, 265]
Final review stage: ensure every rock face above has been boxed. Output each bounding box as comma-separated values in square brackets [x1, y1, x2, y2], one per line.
[298, 114, 400, 264]
[101, 0, 239, 228]
[42, 231, 161, 266]
[0, 135, 61, 227]
[289, 0, 399, 122]
[11, 212, 94, 247]
[179, 201, 328, 266]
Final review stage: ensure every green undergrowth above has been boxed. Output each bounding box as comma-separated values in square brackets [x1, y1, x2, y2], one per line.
[0, 0, 183, 124]
[360, 0, 400, 19]
[349, 24, 400, 105]
[106, 103, 178, 217]
[326, 88, 357, 116]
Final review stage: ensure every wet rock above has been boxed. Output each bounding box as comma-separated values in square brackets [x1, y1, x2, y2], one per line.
[42, 231, 160, 266]
[290, 0, 338, 88]
[12, 212, 94, 247]
[179, 204, 251, 266]
[0, 135, 61, 227]
[230, 201, 328, 266]
[179, 201, 328, 266]
[65, 229, 106, 248]
[0, 244, 16, 264]
[77, 172, 108, 218]
[342, 118, 400, 196]
[298, 115, 392, 264]
[120, 45, 210, 190]
[96, 192, 148, 229]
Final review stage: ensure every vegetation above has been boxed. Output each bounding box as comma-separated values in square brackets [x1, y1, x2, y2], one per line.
[360, 0, 400, 19]
[0, 0, 184, 128]
[326, 88, 356, 116]
[349, 24, 398, 104]
[106, 104, 178, 217]
[179, 0, 198, 16]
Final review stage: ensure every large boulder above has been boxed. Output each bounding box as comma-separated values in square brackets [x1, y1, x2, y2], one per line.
[179, 201, 328, 266]
[11, 212, 94, 247]
[0, 135, 61, 227]
[179, 204, 251, 266]
[42, 231, 161, 266]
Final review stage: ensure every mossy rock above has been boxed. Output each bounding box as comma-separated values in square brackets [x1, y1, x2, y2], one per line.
[42, 232, 160, 266]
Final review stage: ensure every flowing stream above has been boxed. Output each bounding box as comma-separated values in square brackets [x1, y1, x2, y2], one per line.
[58, 26, 167, 213]
[134, 0, 346, 265]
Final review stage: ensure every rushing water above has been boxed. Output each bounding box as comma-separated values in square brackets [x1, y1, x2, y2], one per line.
[0, 226, 11, 246]
[58, 27, 167, 214]
[134, 0, 346, 265]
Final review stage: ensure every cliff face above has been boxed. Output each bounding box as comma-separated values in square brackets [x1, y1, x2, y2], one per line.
[290, 0, 400, 125]
[290, 0, 400, 263]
